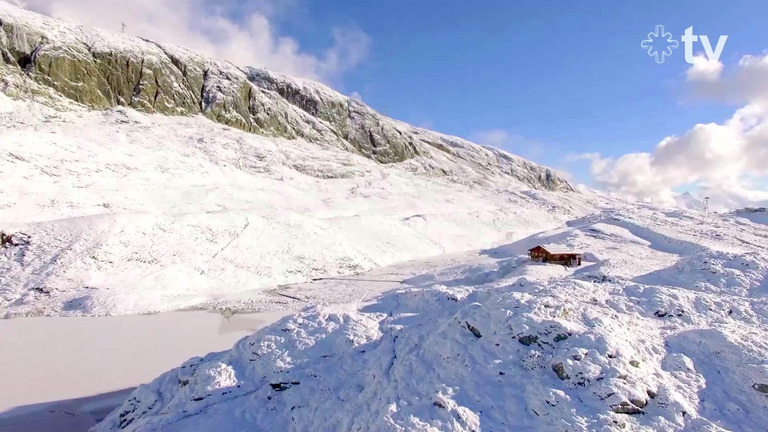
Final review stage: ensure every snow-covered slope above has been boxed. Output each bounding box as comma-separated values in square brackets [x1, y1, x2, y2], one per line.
[0, 1, 591, 318]
[730, 209, 768, 226]
[0, 93, 592, 318]
[95, 205, 768, 432]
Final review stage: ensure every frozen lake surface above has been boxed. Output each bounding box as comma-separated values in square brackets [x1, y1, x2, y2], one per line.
[0, 310, 290, 431]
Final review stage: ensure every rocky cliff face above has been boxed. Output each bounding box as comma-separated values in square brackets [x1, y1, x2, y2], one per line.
[0, 2, 572, 191]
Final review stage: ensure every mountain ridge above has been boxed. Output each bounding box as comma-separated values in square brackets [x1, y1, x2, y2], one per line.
[0, 1, 571, 191]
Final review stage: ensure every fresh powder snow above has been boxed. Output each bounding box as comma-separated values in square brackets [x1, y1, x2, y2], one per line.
[0, 92, 592, 318]
[93, 207, 768, 431]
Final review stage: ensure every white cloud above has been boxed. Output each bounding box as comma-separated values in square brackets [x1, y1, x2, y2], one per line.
[15, 0, 370, 83]
[416, 120, 434, 130]
[736, 54, 768, 102]
[578, 54, 768, 210]
[687, 53, 768, 103]
[583, 106, 768, 209]
[471, 129, 514, 148]
[696, 182, 768, 210]
[686, 54, 723, 83]
[348, 91, 363, 102]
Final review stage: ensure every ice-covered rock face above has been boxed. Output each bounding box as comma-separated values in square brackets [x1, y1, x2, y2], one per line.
[0, 2, 571, 191]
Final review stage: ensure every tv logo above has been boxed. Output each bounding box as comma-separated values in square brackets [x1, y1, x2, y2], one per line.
[641, 25, 728, 64]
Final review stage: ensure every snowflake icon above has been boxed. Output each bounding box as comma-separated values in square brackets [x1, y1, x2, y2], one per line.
[641, 25, 679, 64]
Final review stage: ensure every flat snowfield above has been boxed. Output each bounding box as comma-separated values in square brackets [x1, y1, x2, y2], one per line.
[0, 310, 289, 430]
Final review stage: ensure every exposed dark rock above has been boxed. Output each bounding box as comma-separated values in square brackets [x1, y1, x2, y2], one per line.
[753, 383, 768, 394]
[552, 362, 570, 381]
[465, 321, 482, 338]
[0, 231, 30, 248]
[518, 335, 539, 346]
[612, 402, 645, 415]
[270, 381, 300, 392]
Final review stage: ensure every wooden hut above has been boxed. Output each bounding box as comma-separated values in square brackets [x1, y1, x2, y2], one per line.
[528, 245, 582, 266]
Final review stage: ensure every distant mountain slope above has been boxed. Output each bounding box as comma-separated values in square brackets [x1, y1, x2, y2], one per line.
[674, 192, 703, 210]
[0, 1, 571, 191]
[731, 208, 768, 226]
[0, 92, 592, 318]
[0, 2, 584, 318]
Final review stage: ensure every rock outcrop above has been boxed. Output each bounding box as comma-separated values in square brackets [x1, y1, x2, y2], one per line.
[0, 2, 573, 191]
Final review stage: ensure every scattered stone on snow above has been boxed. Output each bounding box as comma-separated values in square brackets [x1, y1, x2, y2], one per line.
[270, 381, 300, 392]
[0, 231, 30, 248]
[552, 362, 570, 381]
[612, 401, 645, 415]
[518, 335, 539, 346]
[464, 321, 482, 338]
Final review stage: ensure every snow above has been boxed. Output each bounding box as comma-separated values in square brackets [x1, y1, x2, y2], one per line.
[0, 93, 14, 112]
[0, 98, 765, 432]
[731, 212, 768, 226]
[0, 95, 592, 318]
[93, 205, 768, 432]
[1, 5, 767, 429]
[1, 0, 573, 192]
[0, 310, 290, 430]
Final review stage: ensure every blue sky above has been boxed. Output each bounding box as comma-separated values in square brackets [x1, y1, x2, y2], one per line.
[253, 0, 767, 185]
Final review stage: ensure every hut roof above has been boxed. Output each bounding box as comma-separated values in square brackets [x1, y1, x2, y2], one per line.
[529, 244, 582, 255]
